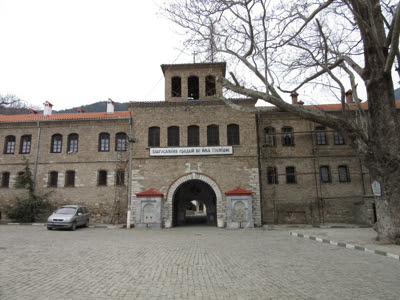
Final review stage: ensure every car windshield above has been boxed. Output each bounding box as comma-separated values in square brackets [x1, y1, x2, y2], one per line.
[55, 207, 77, 214]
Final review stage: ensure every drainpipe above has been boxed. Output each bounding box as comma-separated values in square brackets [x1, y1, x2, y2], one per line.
[33, 121, 41, 186]
[255, 113, 264, 224]
[127, 113, 133, 229]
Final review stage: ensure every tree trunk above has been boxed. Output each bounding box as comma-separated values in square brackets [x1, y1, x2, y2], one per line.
[373, 171, 400, 245]
[366, 71, 400, 244]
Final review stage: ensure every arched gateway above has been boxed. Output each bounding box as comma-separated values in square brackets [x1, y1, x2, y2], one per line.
[166, 173, 223, 227]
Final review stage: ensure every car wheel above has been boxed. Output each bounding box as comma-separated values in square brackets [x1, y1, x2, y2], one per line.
[47, 227, 52, 230]
[71, 222, 77, 231]
[84, 219, 89, 228]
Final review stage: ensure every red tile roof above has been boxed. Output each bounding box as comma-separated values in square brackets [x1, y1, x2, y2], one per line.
[136, 189, 164, 198]
[225, 187, 252, 196]
[0, 111, 131, 123]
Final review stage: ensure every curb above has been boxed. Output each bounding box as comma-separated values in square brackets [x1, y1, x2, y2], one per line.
[1, 223, 125, 229]
[290, 232, 400, 261]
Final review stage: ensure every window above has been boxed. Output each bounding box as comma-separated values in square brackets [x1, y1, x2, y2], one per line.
[99, 132, 110, 152]
[65, 170, 75, 187]
[316, 126, 327, 145]
[148, 127, 160, 147]
[188, 125, 200, 146]
[286, 167, 296, 184]
[4, 135, 16, 154]
[171, 76, 181, 97]
[20, 135, 32, 154]
[227, 124, 240, 145]
[51, 134, 62, 153]
[48, 171, 58, 187]
[207, 125, 219, 146]
[16, 172, 25, 188]
[188, 76, 199, 99]
[116, 132, 127, 151]
[98, 170, 107, 186]
[116, 170, 125, 186]
[168, 126, 180, 147]
[67, 133, 79, 153]
[205, 75, 216, 96]
[338, 165, 350, 182]
[320, 166, 331, 183]
[334, 131, 345, 145]
[267, 167, 278, 184]
[282, 127, 294, 146]
[1, 172, 10, 188]
[264, 127, 276, 146]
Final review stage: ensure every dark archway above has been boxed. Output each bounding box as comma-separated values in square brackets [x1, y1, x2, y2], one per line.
[172, 179, 217, 226]
[188, 76, 199, 99]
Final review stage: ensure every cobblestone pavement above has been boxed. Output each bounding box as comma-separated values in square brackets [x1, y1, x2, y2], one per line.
[1, 225, 400, 300]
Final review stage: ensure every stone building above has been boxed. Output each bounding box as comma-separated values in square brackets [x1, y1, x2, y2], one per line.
[0, 100, 132, 224]
[0, 62, 382, 227]
[257, 94, 376, 226]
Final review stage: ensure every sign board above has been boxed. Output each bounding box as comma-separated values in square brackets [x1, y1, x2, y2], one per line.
[150, 146, 233, 157]
[371, 180, 381, 197]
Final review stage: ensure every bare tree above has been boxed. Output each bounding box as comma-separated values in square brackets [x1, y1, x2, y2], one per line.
[164, 0, 400, 244]
[0, 94, 30, 115]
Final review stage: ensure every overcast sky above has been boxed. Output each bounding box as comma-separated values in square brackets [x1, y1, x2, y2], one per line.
[0, 0, 192, 110]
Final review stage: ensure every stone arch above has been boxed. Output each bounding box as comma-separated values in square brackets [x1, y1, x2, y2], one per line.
[166, 173, 223, 226]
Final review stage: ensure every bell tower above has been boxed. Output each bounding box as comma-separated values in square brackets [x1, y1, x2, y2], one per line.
[161, 62, 226, 102]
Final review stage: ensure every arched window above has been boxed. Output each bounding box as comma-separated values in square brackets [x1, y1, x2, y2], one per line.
[67, 133, 79, 153]
[168, 126, 180, 147]
[264, 127, 276, 146]
[1, 172, 10, 188]
[99, 132, 110, 152]
[207, 125, 219, 146]
[338, 165, 350, 182]
[205, 75, 216, 96]
[316, 126, 327, 145]
[65, 170, 75, 187]
[320, 166, 331, 183]
[188, 125, 200, 146]
[20, 135, 32, 154]
[51, 134, 62, 153]
[267, 167, 278, 184]
[116, 170, 125, 186]
[188, 76, 199, 99]
[227, 124, 240, 145]
[334, 131, 345, 145]
[286, 166, 296, 184]
[98, 170, 107, 186]
[4, 135, 16, 154]
[282, 127, 294, 146]
[115, 132, 127, 151]
[48, 171, 58, 187]
[171, 76, 181, 97]
[148, 127, 160, 147]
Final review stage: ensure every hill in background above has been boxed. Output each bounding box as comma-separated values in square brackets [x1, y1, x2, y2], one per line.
[55, 101, 129, 113]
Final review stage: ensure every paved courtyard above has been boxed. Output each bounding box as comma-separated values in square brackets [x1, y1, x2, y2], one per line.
[1, 225, 400, 300]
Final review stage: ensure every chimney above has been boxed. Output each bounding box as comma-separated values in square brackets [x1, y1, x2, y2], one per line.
[43, 101, 53, 116]
[76, 108, 85, 113]
[345, 89, 354, 104]
[290, 91, 299, 104]
[106, 98, 115, 114]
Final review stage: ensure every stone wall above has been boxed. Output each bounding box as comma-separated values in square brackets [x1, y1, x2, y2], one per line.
[257, 111, 374, 225]
[0, 117, 131, 224]
[129, 99, 262, 226]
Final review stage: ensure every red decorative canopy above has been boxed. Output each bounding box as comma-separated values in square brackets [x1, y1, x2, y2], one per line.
[136, 189, 164, 198]
[225, 187, 252, 196]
